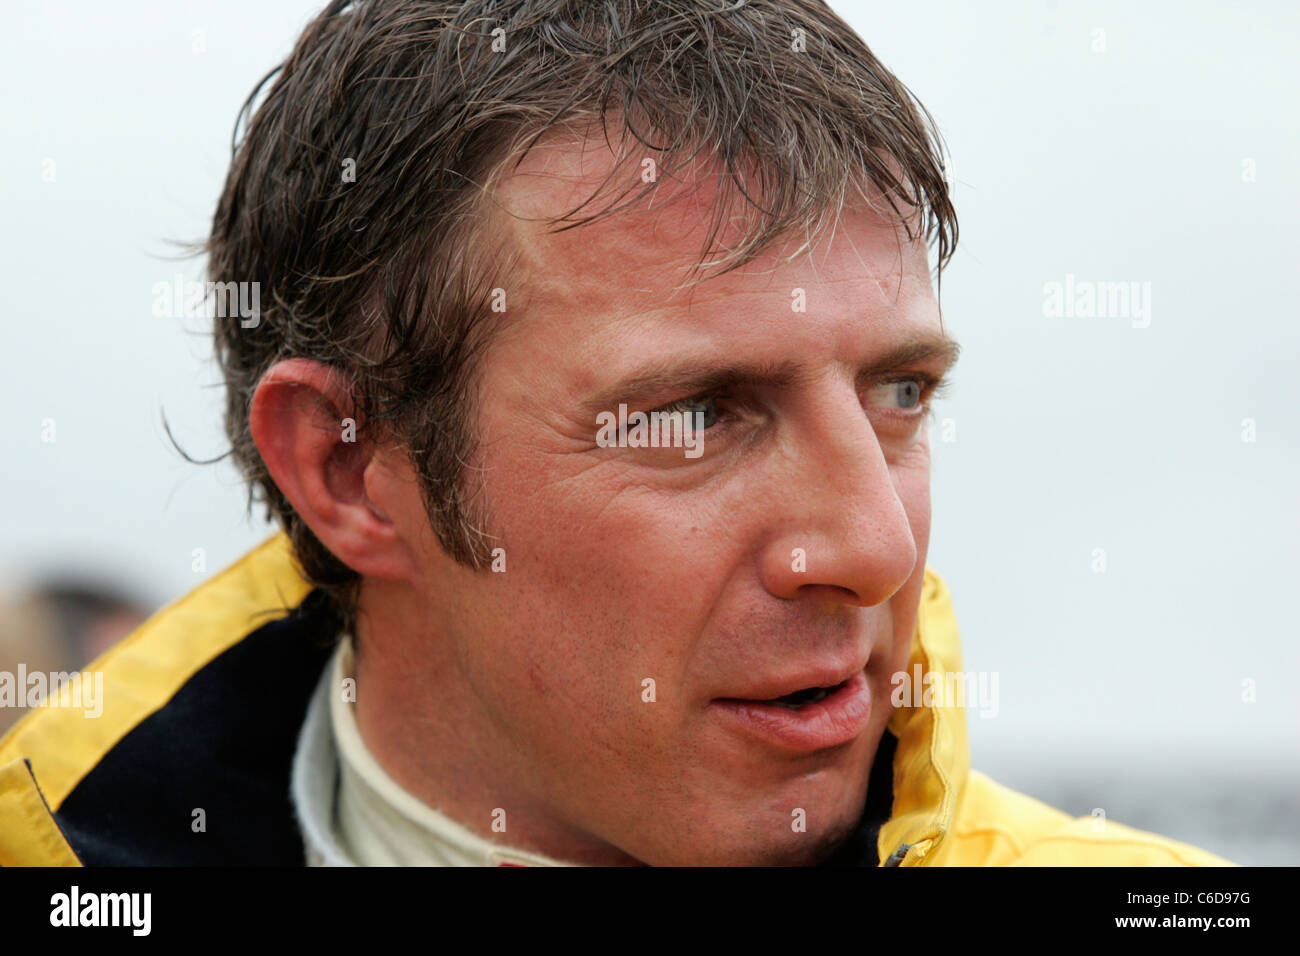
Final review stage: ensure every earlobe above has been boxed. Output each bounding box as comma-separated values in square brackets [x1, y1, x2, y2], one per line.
[249, 358, 416, 582]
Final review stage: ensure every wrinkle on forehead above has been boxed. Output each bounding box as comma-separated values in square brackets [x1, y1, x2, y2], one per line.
[482, 130, 932, 342]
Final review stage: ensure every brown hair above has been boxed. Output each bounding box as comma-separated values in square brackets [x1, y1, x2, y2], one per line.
[205, 0, 958, 634]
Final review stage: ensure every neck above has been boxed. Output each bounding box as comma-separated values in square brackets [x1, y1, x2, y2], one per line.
[351, 577, 643, 866]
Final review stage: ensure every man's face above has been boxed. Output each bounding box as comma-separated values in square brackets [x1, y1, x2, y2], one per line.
[378, 141, 954, 865]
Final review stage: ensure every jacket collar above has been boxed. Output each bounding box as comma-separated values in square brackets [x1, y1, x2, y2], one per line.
[879, 568, 971, 866]
[0, 533, 968, 867]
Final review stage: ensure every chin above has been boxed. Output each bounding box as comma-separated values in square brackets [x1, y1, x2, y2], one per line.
[756, 831, 858, 867]
[634, 790, 866, 866]
[683, 818, 862, 867]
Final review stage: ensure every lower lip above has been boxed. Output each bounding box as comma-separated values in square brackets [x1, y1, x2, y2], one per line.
[709, 671, 872, 752]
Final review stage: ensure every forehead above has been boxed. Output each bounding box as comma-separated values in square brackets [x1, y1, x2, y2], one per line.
[485, 130, 939, 383]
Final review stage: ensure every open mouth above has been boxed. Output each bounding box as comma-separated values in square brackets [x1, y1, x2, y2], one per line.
[710, 671, 872, 750]
[745, 679, 849, 709]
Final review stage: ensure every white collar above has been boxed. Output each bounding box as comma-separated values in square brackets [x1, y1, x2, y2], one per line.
[291, 635, 575, 867]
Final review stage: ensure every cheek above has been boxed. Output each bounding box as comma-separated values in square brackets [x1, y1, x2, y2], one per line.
[902, 473, 932, 565]
[893, 439, 933, 563]
[468, 462, 734, 728]
[886, 450, 933, 658]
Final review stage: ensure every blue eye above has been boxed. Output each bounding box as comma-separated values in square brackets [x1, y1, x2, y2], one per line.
[868, 379, 927, 411]
[893, 380, 923, 409]
[660, 396, 721, 429]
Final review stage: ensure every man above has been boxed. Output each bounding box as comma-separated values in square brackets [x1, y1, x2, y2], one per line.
[0, 0, 1230, 866]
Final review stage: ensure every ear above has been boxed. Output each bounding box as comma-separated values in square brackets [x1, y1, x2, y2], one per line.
[249, 358, 418, 582]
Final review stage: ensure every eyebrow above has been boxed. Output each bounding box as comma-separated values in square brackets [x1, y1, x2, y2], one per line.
[580, 332, 961, 414]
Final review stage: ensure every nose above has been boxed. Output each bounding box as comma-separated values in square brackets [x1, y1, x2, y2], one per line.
[758, 390, 920, 608]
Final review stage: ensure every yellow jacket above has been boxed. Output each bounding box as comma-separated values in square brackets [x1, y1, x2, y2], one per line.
[0, 533, 1234, 866]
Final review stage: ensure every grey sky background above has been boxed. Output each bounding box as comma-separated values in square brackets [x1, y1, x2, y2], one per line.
[3, 0, 1297, 857]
